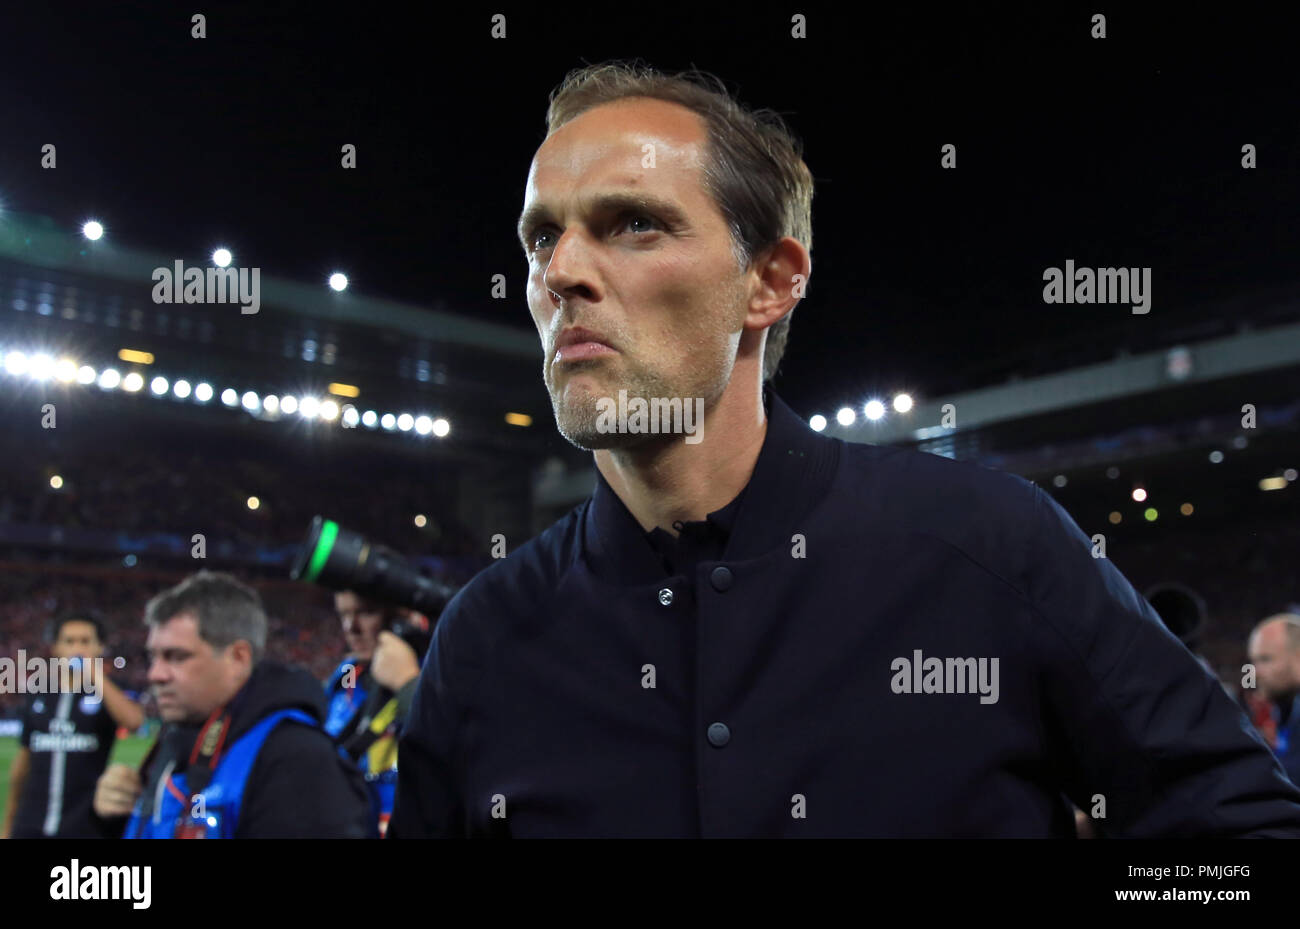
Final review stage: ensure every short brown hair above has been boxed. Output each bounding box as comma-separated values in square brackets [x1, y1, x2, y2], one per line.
[544, 61, 814, 383]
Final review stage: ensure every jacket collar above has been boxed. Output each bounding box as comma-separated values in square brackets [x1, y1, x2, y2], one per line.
[583, 386, 842, 583]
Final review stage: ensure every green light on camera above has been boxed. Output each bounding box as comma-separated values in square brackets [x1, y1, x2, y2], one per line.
[303, 519, 340, 581]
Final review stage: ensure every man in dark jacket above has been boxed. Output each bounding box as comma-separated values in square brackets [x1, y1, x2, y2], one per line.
[1247, 613, 1300, 786]
[93, 571, 373, 838]
[391, 62, 1300, 838]
[2, 613, 144, 839]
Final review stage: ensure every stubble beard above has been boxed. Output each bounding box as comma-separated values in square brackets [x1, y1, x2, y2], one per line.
[548, 356, 703, 452]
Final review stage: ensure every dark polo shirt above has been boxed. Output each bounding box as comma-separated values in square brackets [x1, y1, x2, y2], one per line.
[392, 387, 1300, 837]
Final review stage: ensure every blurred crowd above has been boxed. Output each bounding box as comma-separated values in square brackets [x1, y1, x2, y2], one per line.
[1109, 518, 1300, 689]
[0, 566, 351, 718]
[0, 443, 483, 557]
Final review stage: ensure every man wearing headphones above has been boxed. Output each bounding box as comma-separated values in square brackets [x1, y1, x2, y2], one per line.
[2, 612, 144, 839]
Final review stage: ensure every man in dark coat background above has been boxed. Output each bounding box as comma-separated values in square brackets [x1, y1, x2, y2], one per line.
[93, 571, 373, 838]
[391, 61, 1300, 838]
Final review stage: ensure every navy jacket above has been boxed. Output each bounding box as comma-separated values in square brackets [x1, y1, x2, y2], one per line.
[392, 389, 1300, 837]
[1272, 695, 1300, 786]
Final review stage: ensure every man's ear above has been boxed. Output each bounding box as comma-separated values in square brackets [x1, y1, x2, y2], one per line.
[743, 236, 811, 333]
[227, 639, 254, 670]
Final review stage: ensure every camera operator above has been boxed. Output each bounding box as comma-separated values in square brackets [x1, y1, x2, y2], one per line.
[327, 591, 425, 836]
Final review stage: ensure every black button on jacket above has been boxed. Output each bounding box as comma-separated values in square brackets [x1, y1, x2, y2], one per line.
[392, 389, 1300, 837]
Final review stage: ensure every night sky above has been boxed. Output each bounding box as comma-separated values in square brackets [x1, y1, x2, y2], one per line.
[2, 2, 1297, 416]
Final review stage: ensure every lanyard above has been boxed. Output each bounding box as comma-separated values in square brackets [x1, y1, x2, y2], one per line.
[171, 707, 231, 838]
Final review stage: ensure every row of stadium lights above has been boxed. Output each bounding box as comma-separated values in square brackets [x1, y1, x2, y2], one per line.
[811, 396, 1293, 521]
[22, 222, 546, 431]
[808, 394, 914, 432]
[80, 221, 350, 292]
[2, 348, 452, 437]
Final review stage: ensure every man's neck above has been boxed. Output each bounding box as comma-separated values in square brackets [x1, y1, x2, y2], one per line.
[593, 379, 767, 537]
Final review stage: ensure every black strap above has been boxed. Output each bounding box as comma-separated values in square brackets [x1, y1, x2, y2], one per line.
[183, 709, 231, 800]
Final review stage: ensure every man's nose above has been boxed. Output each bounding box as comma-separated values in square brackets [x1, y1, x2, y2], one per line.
[543, 233, 596, 306]
[147, 658, 169, 683]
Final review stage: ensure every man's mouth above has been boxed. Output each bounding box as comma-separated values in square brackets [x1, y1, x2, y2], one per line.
[555, 341, 617, 364]
[554, 326, 616, 365]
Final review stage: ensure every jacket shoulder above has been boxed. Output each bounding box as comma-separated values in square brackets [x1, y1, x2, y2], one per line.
[451, 503, 583, 616]
[427, 503, 586, 682]
[834, 441, 1044, 588]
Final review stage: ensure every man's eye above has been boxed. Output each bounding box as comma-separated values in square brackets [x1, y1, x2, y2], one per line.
[616, 213, 658, 235]
[530, 228, 556, 252]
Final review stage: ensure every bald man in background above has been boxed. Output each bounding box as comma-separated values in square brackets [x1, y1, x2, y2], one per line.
[1247, 613, 1300, 786]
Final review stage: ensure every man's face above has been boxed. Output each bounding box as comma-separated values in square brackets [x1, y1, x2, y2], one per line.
[335, 591, 384, 661]
[145, 613, 249, 724]
[1248, 622, 1300, 701]
[518, 97, 752, 450]
[51, 620, 103, 662]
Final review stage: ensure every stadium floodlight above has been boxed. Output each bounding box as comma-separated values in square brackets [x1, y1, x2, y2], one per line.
[320, 400, 339, 421]
[55, 358, 78, 382]
[122, 372, 144, 392]
[380, 413, 396, 431]
[98, 368, 121, 389]
[432, 418, 450, 438]
[173, 379, 192, 399]
[836, 407, 855, 426]
[863, 400, 886, 421]
[263, 395, 281, 414]
[300, 396, 320, 419]
[241, 391, 260, 412]
[29, 353, 56, 381]
[893, 393, 914, 413]
[328, 272, 348, 292]
[397, 413, 414, 432]
[1286, 469, 1298, 482]
[342, 406, 360, 427]
[1131, 487, 1147, 502]
[82, 220, 104, 241]
[280, 395, 298, 415]
[50, 475, 64, 489]
[4, 350, 28, 376]
[220, 388, 238, 407]
[415, 415, 433, 435]
[809, 414, 827, 432]
[150, 376, 169, 396]
[212, 248, 233, 268]
[195, 382, 213, 402]
[362, 410, 378, 428]
[1208, 450, 1224, 464]
[76, 365, 97, 385]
